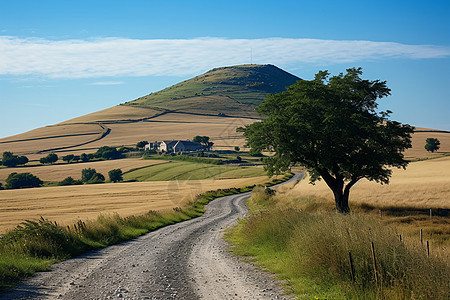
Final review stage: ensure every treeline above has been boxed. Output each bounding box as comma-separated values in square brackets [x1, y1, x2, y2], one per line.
[0, 168, 124, 190]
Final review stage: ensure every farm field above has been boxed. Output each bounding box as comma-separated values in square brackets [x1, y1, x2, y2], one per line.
[0, 175, 272, 233]
[0, 158, 166, 182]
[123, 160, 265, 181]
[0, 113, 254, 160]
[283, 155, 450, 209]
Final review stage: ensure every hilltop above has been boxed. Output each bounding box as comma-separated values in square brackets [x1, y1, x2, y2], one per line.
[0, 65, 299, 157]
[124, 64, 300, 117]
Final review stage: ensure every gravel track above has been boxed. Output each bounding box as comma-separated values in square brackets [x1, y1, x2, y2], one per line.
[1, 182, 297, 299]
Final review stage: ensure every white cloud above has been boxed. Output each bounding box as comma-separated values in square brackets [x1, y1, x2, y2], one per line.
[0, 36, 449, 79]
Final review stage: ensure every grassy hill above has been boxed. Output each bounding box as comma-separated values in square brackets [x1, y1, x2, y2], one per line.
[124, 64, 300, 117]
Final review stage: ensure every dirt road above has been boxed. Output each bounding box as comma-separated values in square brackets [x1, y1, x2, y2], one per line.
[2, 178, 300, 299]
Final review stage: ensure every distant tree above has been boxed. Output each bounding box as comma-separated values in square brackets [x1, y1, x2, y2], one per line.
[136, 141, 149, 149]
[2, 152, 29, 167]
[108, 169, 123, 183]
[236, 156, 242, 162]
[81, 168, 97, 182]
[58, 176, 83, 186]
[80, 153, 88, 162]
[193, 136, 213, 151]
[5, 172, 43, 189]
[240, 68, 414, 213]
[425, 138, 440, 153]
[72, 155, 80, 162]
[40, 153, 58, 164]
[234, 146, 240, 152]
[86, 173, 105, 184]
[95, 146, 123, 160]
[62, 154, 75, 163]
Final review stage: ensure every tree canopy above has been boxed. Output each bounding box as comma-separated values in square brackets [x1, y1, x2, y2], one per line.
[2, 152, 29, 167]
[5, 172, 43, 189]
[40, 153, 58, 164]
[425, 138, 440, 153]
[240, 68, 414, 213]
[108, 169, 123, 183]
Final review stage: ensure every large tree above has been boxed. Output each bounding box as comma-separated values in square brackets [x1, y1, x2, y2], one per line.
[240, 68, 414, 213]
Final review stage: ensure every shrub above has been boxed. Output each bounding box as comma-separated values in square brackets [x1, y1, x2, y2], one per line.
[39, 153, 58, 165]
[108, 169, 123, 183]
[58, 177, 83, 186]
[86, 173, 105, 184]
[2, 152, 28, 167]
[81, 168, 97, 182]
[5, 172, 43, 189]
[94, 146, 123, 160]
[62, 154, 75, 163]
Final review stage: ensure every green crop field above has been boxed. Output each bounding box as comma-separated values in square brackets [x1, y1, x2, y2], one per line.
[123, 160, 265, 181]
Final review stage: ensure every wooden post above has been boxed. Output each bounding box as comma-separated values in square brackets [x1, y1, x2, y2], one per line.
[426, 240, 430, 257]
[399, 234, 402, 242]
[429, 208, 432, 218]
[349, 251, 355, 282]
[420, 228, 423, 245]
[379, 209, 382, 218]
[371, 241, 378, 287]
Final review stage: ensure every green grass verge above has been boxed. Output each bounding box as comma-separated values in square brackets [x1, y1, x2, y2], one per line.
[0, 174, 292, 292]
[225, 187, 449, 299]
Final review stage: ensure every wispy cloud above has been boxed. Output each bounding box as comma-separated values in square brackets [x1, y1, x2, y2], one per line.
[1, 36, 449, 79]
[89, 81, 124, 85]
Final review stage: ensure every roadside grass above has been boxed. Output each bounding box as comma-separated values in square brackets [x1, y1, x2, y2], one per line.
[0, 174, 292, 292]
[225, 187, 449, 299]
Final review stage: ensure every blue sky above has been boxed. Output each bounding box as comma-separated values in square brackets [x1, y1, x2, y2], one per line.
[0, 0, 449, 138]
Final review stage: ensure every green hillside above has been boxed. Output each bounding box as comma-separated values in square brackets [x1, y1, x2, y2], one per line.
[124, 64, 300, 117]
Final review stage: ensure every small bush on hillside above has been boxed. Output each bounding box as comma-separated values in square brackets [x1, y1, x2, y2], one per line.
[86, 173, 105, 184]
[108, 169, 123, 183]
[5, 172, 43, 189]
[58, 177, 83, 186]
[39, 153, 58, 165]
[0, 182, 3, 190]
[2, 152, 28, 167]
[94, 146, 123, 160]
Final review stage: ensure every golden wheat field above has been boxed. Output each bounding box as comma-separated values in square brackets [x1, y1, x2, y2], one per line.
[0, 176, 271, 233]
[283, 156, 450, 209]
[0, 158, 166, 182]
[0, 113, 254, 160]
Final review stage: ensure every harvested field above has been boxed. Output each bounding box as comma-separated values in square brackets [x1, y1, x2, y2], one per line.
[0, 158, 166, 182]
[283, 156, 450, 209]
[0, 113, 254, 158]
[404, 128, 450, 160]
[61, 105, 162, 124]
[0, 176, 272, 233]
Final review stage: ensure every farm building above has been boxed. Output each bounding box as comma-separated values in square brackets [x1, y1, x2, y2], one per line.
[158, 140, 203, 153]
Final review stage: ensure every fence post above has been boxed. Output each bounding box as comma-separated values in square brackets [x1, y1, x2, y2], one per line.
[429, 208, 432, 218]
[349, 251, 355, 282]
[371, 241, 378, 287]
[399, 234, 402, 242]
[426, 240, 430, 257]
[379, 209, 382, 218]
[420, 228, 423, 245]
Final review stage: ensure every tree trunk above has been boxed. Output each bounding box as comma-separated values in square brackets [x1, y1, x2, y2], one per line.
[333, 189, 350, 214]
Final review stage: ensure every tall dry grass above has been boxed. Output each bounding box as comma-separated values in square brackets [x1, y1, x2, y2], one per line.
[227, 187, 449, 299]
